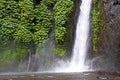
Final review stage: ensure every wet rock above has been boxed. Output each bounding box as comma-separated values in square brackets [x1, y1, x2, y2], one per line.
[97, 76, 108, 80]
[115, 76, 120, 79]
[94, 0, 120, 70]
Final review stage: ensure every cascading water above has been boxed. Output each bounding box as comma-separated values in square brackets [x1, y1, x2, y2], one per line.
[54, 0, 92, 72]
[69, 0, 92, 72]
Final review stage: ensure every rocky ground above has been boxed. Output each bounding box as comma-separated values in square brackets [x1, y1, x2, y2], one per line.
[0, 71, 120, 80]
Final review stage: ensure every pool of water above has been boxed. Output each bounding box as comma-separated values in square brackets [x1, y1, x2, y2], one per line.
[0, 71, 120, 80]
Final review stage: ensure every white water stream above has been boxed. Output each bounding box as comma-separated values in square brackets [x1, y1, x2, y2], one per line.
[54, 0, 92, 72]
[69, 0, 92, 72]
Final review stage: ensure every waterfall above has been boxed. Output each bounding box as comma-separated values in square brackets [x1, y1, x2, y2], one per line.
[54, 0, 92, 72]
[70, 0, 92, 72]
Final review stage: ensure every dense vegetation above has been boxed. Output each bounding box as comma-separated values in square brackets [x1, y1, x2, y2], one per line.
[0, 0, 73, 68]
[92, 0, 104, 52]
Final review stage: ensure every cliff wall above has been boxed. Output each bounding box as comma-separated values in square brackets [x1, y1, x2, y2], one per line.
[92, 0, 120, 70]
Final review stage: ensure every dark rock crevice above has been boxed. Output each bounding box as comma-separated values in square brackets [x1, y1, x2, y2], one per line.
[113, 0, 120, 5]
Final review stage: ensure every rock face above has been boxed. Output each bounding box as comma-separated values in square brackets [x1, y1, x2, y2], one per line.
[93, 0, 120, 70]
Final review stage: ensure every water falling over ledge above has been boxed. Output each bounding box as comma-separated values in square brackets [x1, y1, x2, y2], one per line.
[54, 0, 92, 72]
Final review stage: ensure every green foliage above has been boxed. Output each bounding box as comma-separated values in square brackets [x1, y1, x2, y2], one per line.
[0, 46, 29, 65]
[41, 0, 57, 5]
[0, 0, 19, 43]
[33, 3, 52, 44]
[0, 18, 18, 41]
[55, 27, 66, 45]
[14, 25, 33, 43]
[0, 47, 14, 65]
[33, 28, 48, 44]
[34, 3, 51, 31]
[54, 0, 73, 27]
[0, 0, 51, 45]
[92, 0, 104, 52]
[0, 0, 52, 63]
[54, 0, 73, 45]
[13, 46, 29, 59]
[54, 47, 66, 57]
[0, 0, 74, 60]
[0, 0, 19, 18]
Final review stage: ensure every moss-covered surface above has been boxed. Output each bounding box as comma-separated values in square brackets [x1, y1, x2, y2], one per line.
[92, 0, 120, 70]
[92, 0, 105, 52]
[53, 0, 74, 57]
